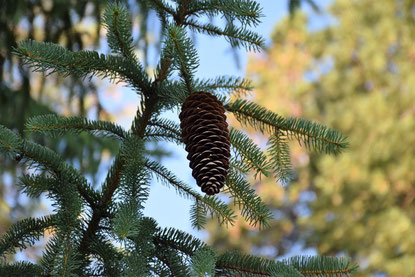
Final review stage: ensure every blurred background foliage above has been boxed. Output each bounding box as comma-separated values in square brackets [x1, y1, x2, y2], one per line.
[207, 0, 415, 276]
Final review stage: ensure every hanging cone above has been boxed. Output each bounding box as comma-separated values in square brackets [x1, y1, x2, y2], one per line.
[179, 91, 231, 195]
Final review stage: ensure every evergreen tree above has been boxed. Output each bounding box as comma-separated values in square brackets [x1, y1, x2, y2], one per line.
[0, 1, 357, 276]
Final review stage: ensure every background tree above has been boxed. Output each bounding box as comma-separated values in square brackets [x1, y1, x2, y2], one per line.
[0, 1, 358, 276]
[207, 0, 415, 276]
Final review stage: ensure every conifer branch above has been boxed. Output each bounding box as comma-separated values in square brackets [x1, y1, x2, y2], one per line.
[144, 159, 236, 228]
[146, 0, 176, 17]
[103, 3, 136, 59]
[145, 118, 182, 143]
[156, 80, 188, 107]
[0, 216, 55, 257]
[117, 136, 149, 207]
[229, 157, 252, 175]
[186, 0, 263, 27]
[148, 118, 182, 138]
[23, 141, 98, 206]
[191, 246, 216, 276]
[226, 99, 348, 154]
[143, 132, 182, 143]
[190, 199, 207, 230]
[41, 233, 82, 276]
[0, 262, 43, 276]
[194, 76, 253, 96]
[60, 233, 79, 277]
[184, 19, 265, 51]
[166, 25, 199, 94]
[284, 256, 359, 277]
[154, 246, 188, 276]
[14, 40, 151, 94]
[0, 127, 98, 207]
[18, 174, 53, 198]
[144, 158, 200, 199]
[268, 129, 293, 183]
[154, 52, 173, 84]
[216, 251, 302, 276]
[88, 237, 123, 276]
[0, 125, 22, 156]
[229, 128, 271, 177]
[225, 172, 272, 228]
[26, 114, 128, 140]
[153, 228, 206, 256]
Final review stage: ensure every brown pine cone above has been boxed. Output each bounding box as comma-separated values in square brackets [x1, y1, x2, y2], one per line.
[179, 91, 231, 195]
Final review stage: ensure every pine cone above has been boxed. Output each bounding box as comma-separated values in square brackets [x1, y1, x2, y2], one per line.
[179, 91, 231, 195]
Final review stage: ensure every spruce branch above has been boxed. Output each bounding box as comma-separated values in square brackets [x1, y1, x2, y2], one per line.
[14, 40, 151, 94]
[194, 76, 253, 96]
[88, 237, 123, 276]
[144, 158, 199, 199]
[103, 3, 136, 59]
[190, 199, 207, 230]
[112, 202, 142, 240]
[186, 0, 263, 27]
[154, 50, 174, 84]
[184, 19, 265, 51]
[229, 157, 252, 175]
[26, 114, 128, 140]
[144, 159, 236, 228]
[4, 1, 357, 275]
[0, 126, 98, 207]
[268, 129, 293, 183]
[148, 118, 182, 138]
[165, 25, 199, 94]
[284, 256, 359, 277]
[59, 233, 81, 277]
[41, 233, 82, 277]
[229, 127, 271, 177]
[225, 171, 272, 228]
[156, 80, 188, 108]
[0, 216, 55, 257]
[129, 242, 158, 276]
[226, 99, 348, 154]
[174, 0, 192, 24]
[145, 118, 182, 144]
[191, 246, 216, 276]
[201, 196, 237, 227]
[0, 261, 43, 276]
[0, 125, 22, 158]
[40, 236, 61, 275]
[22, 141, 98, 207]
[153, 227, 206, 256]
[117, 135, 149, 208]
[153, 246, 189, 276]
[216, 251, 302, 276]
[144, 0, 176, 18]
[283, 117, 348, 154]
[18, 174, 53, 198]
